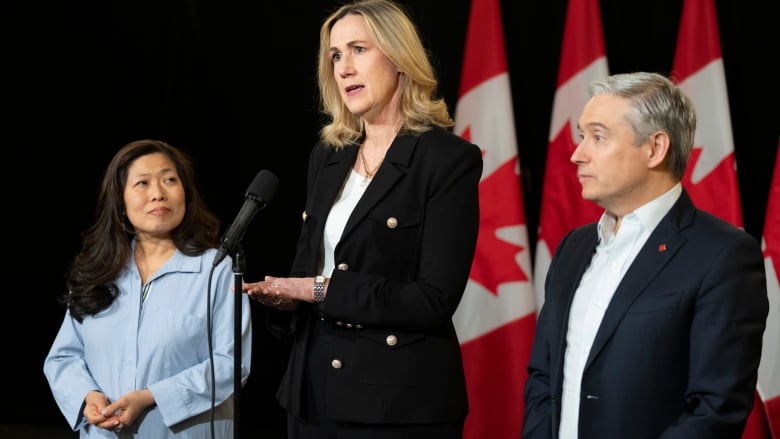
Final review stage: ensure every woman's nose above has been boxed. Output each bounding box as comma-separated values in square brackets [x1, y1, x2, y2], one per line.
[150, 185, 167, 201]
[338, 57, 354, 77]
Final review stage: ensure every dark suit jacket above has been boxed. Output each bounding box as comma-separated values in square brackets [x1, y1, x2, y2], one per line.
[523, 190, 768, 439]
[272, 126, 482, 424]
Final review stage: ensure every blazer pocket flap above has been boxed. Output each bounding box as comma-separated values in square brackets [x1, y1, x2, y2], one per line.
[361, 330, 424, 349]
[368, 203, 421, 230]
[627, 290, 682, 314]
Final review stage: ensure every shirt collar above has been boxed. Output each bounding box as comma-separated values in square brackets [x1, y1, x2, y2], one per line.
[597, 183, 682, 243]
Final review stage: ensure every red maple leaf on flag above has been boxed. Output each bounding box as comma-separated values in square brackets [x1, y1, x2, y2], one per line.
[681, 147, 742, 226]
[468, 155, 528, 296]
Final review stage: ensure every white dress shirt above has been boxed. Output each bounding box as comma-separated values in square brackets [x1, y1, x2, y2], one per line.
[322, 169, 367, 276]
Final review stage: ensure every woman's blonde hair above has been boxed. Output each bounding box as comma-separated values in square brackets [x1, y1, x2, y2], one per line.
[317, 0, 453, 149]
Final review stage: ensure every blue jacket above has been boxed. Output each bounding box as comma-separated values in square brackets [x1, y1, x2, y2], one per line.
[523, 190, 768, 439]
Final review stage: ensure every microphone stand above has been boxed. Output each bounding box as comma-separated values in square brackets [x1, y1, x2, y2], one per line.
[231, 247, 245, 439]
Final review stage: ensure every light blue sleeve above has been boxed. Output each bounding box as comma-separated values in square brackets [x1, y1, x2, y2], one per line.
[148, 252, 253, 428]
[43, 311, 100, 431]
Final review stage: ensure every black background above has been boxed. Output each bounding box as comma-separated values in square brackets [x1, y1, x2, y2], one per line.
[6, 1, 778, 437]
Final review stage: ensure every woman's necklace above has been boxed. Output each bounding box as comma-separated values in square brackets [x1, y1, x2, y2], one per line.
[359, 146, 384, 186]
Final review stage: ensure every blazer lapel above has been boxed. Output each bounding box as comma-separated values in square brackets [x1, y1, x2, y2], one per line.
[555, 228, 600, 315]
[310, 146, 357, 214]
[551, 227, 599, 374]
[339, 134, 416, 241]
[303, 145, 358, 270]
[585, 192, 696, 369]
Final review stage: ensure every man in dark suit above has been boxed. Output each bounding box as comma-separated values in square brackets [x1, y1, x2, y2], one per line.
[522, 71, 768, 439]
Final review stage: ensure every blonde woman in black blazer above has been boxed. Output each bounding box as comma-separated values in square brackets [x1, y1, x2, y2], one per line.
[242, 1, 482, 438]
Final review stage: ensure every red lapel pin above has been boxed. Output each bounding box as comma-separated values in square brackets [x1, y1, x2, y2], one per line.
[658, 244, 667, 252]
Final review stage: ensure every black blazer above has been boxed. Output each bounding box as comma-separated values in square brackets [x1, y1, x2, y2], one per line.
[522, 190, 768, 439]
[273, 125, 482, 424]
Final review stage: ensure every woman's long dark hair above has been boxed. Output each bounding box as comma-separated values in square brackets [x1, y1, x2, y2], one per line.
[62, 139, 221, 321]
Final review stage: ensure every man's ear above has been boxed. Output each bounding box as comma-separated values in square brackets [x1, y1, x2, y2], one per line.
[647, 131, 670, 168]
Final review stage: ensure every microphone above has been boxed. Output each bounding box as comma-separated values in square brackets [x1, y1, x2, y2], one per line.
[213, 170, 279, 266]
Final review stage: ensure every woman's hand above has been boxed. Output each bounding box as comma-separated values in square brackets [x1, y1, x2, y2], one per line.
[83, 388, 154, 432]
[98, 389, 155, 432]
[83, 390, 122, 431]
[242, 275, 314, 310]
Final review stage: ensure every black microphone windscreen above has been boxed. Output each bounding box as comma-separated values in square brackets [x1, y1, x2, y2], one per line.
[247, 170, 279, 205]
[212, 169, 280, 267]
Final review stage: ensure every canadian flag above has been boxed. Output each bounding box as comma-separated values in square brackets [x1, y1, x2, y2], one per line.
[533, 0, 609, 310]
[452, 0, 535, 437]
[672, 0, 742, 227]
[670, 1, 773, 437]
[759, 142, 780, 437]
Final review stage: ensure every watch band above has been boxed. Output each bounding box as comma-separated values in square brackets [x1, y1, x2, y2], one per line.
[313, 275, 326, 303]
